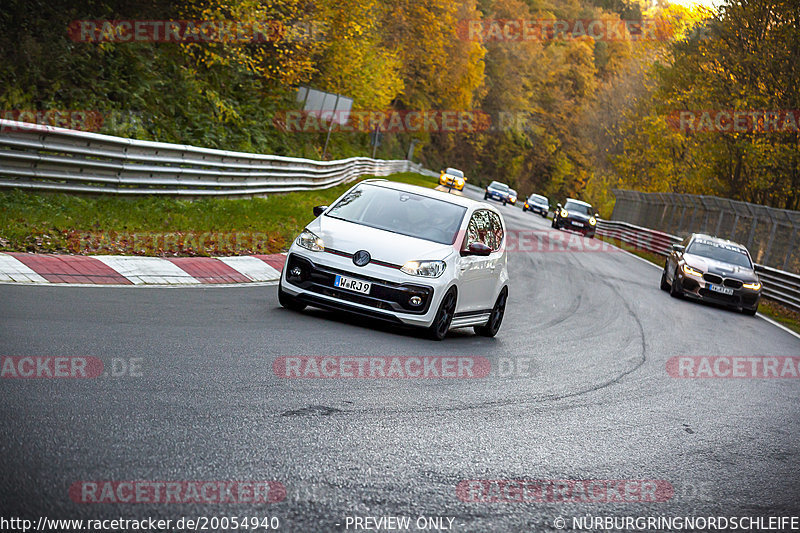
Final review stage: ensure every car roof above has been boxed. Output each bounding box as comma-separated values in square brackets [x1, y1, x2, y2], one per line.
[690, 233, 748, 250]
[565, 198, 592, 206]
[361, 179, 491, 210]
[489, 181, 508, 186]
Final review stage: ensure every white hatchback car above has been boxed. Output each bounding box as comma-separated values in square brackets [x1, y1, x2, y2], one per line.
[278, 179, 509, 340]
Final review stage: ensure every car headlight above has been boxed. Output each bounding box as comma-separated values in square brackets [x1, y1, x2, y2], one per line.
[560, 209, 568, 217]
[296, 229, 324, 252]
[456, 179, 464, 186]
[401, 260, 446, 278]
[743, 281, 761, 290]
[682, 264, 703, 278]
[589, 216, 597, 225]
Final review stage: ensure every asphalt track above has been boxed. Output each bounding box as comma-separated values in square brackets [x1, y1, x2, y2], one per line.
[1, 187, 799, 532]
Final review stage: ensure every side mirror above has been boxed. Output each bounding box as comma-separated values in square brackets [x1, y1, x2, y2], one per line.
[313, 205, 328, 217]
[463, 242, 492, 256]
[595, 213, 600, 218]
[672, 244, 685, 253]
[556, 203, 562, 209]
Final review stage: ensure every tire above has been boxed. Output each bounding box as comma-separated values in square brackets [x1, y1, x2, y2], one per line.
[427, 288, 457, 341]
[502, 200, 507, 206]
[669, 268, 682, 298]
[474, 287, 508, 338]
[278, 281, 306, 312]
[551, 218, 557, 228]
[484, 193, 489, 200]
[660, 264, 670, 291]
[743, 305, 758, 316]
[542, 212, 548, 219]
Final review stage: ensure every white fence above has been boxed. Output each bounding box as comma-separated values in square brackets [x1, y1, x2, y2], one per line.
[0, 119, 415, 196]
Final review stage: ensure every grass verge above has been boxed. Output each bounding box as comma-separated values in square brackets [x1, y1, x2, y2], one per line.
[0, 172, 438, 257]
[597, 234, 800, 335]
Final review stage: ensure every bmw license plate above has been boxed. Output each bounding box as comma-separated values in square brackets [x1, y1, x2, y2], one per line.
[708, 284, 734, 296]
[334, 274, 371, 295]
[572, 221, 584, 227]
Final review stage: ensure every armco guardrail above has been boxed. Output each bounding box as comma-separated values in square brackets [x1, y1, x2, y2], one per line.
[0, 119, 416, 196]
[597, 219, 800, 313]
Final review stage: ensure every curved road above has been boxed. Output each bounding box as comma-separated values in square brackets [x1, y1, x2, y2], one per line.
[2, 188, 799, 531]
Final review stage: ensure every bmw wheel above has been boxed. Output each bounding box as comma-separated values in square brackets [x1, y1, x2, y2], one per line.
[669, 268, 682, 298]
[660, 264, 670, 291]
[428, 288, 457, 341]
[475, 287, 508, 338]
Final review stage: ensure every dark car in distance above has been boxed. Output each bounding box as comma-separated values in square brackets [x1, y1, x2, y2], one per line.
[484, 181, 511, 205]
[552, 198, 597, 238]
[523, 194, 549, 217]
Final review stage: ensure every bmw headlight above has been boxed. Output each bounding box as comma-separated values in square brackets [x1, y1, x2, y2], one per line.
[682, 264, 703, 278]
[296, 229, 324, 252]
[743, 281, 761, 290]
[401, 260, 446, 278]
[589, 216, 597, 225]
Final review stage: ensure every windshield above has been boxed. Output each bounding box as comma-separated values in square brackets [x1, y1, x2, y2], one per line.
[564, 201, 592, 216]
[687, 240, 752, 268]
[326, 184, 467, 245]
[490, 182, 509, 192]
[445, 168, 463, 178]
[530, 195, 548, 204]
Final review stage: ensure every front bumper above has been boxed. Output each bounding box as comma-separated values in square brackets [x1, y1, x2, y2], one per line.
[281, 252, 445, 327]
[485, 191, 506, 202]
[526, 205, 548, 215]
[676, 273, 761, 310]
[558, 218, 596, 236]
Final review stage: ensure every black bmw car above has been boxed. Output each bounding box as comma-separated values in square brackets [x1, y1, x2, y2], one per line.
[552, 198, 597, 238]
[661, 234, 762, 315]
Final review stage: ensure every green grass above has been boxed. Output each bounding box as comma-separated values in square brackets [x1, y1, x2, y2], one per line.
[597, 234, 800, 334]
[0, 172, 438, 256]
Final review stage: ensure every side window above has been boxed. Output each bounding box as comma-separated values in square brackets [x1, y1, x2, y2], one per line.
[465, 210, 503, 251]
[488, 211, 504, 251]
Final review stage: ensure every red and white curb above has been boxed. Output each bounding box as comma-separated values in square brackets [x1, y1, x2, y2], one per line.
[0, 252, 286, 286]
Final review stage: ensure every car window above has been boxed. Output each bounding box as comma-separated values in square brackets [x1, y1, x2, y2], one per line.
[489, 182, 509, 192]
[686, 239, 752, 268]
[465, 210, 503, 252]
[445, 168, 463, 178]
[326, 184, 467, 245]
[564, 201, 592, 215]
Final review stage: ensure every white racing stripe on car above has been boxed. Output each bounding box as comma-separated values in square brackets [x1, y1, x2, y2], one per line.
[217, 256, 281, 282]
[93, 256, 198, 284]
[0, 253, 49, 283]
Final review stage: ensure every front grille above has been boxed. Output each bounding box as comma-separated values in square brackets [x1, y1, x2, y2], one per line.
[723, 279, 743, 289]
[703, 273, 723, 284]
[698, 288, 738, 304]
[285, 254, 433, 315]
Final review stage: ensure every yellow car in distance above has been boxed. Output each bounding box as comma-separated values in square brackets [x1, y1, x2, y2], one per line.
[439, 167, 466, 191]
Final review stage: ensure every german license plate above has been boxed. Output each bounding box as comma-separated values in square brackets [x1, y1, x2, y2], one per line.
[708, 284, 734, 295]
[334, 274, 371, 294]
[572, 221, 584, 227]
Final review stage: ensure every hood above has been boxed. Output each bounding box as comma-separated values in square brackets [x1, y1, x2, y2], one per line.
[307, 215, 456, 265]
[683, 253, 758, 281]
